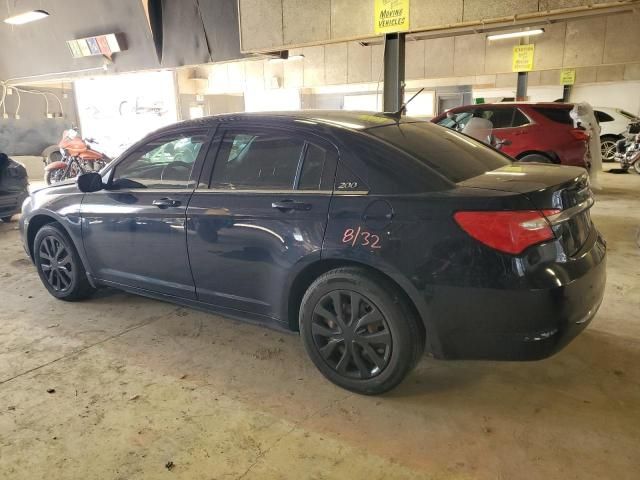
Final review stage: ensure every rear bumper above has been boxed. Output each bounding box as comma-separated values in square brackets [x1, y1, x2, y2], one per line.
[430, 230, 607, 360]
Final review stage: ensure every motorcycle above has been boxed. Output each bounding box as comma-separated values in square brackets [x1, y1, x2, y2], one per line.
[613, 121, 640, 174]
[44, 129, 111, 185]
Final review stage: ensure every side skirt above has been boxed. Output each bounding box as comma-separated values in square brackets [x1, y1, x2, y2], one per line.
[95, 278, 294, 334]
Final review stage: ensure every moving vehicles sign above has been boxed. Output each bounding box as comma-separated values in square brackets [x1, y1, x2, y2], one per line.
[374, 0, 409, 34]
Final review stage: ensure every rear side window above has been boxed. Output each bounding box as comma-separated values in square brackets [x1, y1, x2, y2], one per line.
[211, 132, 304, 189]
[298, 143, 327, 190]
[532, 107, 573, 125]
[512, 109, 530, 127]
[367, 122, 511, 183]
[476, 108, 515, 129]
[594, 111, 614, 123]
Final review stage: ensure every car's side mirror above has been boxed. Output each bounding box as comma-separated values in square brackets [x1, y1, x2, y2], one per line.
[77, 172, 104, 193]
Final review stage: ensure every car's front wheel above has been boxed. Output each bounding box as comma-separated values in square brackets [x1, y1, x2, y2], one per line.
[299, 267, 424, 395]
[33, 223, 95, 301]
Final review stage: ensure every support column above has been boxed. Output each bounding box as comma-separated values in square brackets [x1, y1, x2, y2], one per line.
[383, 32, 406, 113]
[562, 84, 572, 102]
[516, 72, 528, 101]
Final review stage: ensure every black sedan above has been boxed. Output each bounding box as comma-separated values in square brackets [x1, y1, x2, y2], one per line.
[0, 153, 29, 222]
[19, 112, 606, 394]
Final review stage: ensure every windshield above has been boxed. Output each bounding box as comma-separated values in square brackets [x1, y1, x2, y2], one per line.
[367, 121, 511, 183]
[619, 109, 640, 120]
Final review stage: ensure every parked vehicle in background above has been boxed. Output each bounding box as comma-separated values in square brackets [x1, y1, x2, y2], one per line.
[0, 153, 29, 222]
[45, 129, 111, 185]
[594, 107, 640, 161]
[20, 112, 606, 394]
[614, 121, 640, 174]
[432, 102, 589, 168]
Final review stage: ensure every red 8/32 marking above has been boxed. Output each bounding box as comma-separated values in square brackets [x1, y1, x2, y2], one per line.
[342, 227, 382, 249]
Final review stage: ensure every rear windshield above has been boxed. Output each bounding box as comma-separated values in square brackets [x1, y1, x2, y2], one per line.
[532, 106, 573, 124]
[366, 122, 511, 183]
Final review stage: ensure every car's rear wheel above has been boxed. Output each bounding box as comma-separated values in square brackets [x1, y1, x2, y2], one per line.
[600, 136, 620, 162]
[33, 223, 95, 301]
[518, 153, 552, 163]
[299, 267, 424, 395]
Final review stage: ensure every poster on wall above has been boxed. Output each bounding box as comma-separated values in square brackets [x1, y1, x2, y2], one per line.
[74, 71, 178, 158]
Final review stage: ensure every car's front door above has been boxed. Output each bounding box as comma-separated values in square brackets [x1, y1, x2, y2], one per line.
[186, 125, 338, 320]
[80, 129, 211, 298]
[474, 107, 531, 157]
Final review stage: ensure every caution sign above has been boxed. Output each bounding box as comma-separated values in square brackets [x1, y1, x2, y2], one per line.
[512, 44, 535, 72]
[560, 68, 576, 85]
[374, 0, 410, 34]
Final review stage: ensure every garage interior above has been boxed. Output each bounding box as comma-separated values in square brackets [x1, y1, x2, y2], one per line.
[1, 1, 639, 479]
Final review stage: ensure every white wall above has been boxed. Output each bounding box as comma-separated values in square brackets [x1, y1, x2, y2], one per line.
[570, 82, 640, 116]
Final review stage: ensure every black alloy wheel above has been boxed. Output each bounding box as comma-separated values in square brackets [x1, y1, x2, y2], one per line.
[311, 290, 392, 380]
[33, 223, 95, 301]
[38, 234, 74, 293]
[300, 267, 424, 395]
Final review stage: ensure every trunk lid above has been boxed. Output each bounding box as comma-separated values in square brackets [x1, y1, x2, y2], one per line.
[459, 163, 594, 256]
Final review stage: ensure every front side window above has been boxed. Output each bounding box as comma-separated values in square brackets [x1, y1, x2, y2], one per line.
[112, 132, 206, 189]
[437, 111, 473, 131]
[211, 131, 305, 190]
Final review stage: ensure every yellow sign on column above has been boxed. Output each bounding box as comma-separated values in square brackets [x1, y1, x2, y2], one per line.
[512, 44, 535, 72]
[374, 0, 410, 34]
[560, 68, 576, 85]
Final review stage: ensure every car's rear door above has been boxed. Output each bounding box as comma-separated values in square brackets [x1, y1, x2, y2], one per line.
[186, 124, 338, 320]
[80, 129, 211, 298]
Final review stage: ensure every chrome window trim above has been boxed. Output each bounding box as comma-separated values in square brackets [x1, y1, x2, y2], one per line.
[191, 188, 369, 195]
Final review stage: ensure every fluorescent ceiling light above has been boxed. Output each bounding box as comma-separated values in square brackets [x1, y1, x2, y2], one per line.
[4, 9, 49, 25]
[487, 29, 544, 41]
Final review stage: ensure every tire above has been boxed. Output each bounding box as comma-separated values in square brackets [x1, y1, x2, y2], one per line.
[299, 267, 424, 395]
[518, 153, 552, 163]
[1, 216, 13, 222]
[600, 136, 620, 162]
[633, 161, 640, 175]
[33, 223, 95, 301]
[47, 150, 63, 164]
[45, 168, 65, 185]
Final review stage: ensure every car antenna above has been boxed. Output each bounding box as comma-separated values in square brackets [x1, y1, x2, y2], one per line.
[383, 88, 424, 120]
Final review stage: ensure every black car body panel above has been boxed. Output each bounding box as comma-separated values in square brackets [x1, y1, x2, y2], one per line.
[0, 155, 29, 219]
[20, 112, 606, 361]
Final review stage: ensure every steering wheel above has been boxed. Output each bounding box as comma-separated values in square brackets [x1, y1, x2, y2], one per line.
[160, 161, 192, 183]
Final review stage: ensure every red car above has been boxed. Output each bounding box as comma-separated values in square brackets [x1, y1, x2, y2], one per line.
[432, 102, 589, 168]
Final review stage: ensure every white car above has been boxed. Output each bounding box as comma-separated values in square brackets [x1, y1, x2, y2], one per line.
[594, 107, 640, 161]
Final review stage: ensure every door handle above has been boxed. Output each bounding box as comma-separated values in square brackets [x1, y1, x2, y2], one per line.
[152, 198, 181, 209]
[271, 200, 312, 211]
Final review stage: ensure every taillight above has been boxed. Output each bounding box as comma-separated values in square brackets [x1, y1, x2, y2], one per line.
[454, 210, 561, 255]
[570, 128, 589, 141]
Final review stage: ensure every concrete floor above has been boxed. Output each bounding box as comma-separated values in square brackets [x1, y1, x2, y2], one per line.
[0, 171, 638, 480]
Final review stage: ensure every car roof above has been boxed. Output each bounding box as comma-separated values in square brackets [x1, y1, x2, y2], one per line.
[453, 102, 573, 108]
[153, 110, 414, 136]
